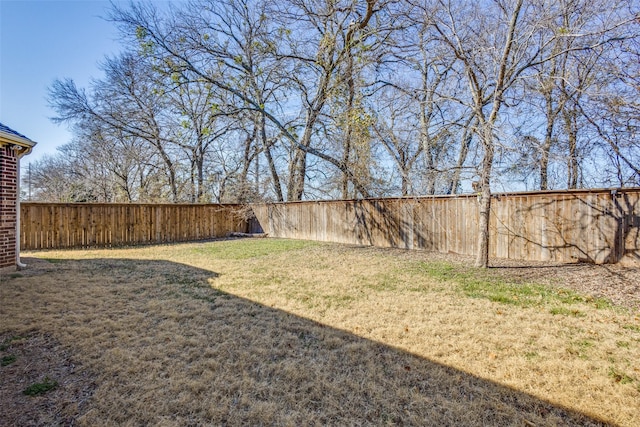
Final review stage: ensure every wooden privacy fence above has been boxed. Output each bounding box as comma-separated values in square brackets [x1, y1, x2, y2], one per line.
[20, 203, 249, 250]
[19, 189, 640, 263]
[251, 188, 640, 264]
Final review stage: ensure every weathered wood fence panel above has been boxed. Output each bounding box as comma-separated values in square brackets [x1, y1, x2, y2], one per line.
[20, 190, 640, 263]
[20, 203, 248, 250]
[251, 189, 640, 264]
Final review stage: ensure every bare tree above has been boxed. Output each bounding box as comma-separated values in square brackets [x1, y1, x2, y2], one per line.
[110, 0, 389, 200]
[171, 0, 289, 201]
[41, 0, 639, 218]
[49, 54, 184, 201]
[372, 87, 424, 196]
[578, 24, 640, 186]
[421, 0, 636, 267]
[31, 115, 176, 203]
[166, 79, 240, 202]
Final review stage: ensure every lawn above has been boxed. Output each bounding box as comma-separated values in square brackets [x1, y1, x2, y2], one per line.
[1, 238, 639, 426]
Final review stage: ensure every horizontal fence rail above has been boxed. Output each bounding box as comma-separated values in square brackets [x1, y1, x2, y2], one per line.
[20, 203, 249, 250]
[251, 189, 640, 264]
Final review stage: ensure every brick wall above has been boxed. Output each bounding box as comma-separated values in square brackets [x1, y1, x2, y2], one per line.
[0, 144, 17, 270]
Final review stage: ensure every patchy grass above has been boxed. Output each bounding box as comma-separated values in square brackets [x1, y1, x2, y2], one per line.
[1, 354, 17, 366]
[567, 339, 595, 360]
[550, 306, 586, 317]
[608, 367, 635, 385]
[191, 238, 317, 260]
[42, 258, 66, 264]
[623, 323, 640, 333]
[416, 261, 613, 310]
[1, 239, 639, 426]
[0, 335, 25, 351]
[23, 377, 58, 396]
[0, 331, 91, 425]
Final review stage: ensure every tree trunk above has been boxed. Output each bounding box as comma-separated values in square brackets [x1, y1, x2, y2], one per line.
[259, 114, 284, 201]
[196, 150, 205, 202]
[447, 128, 472, 195]
[239, 127, 257, 202]
[341, 49, 356, 199]
[419, 97, 437, 195]
[564, 108, 579, 188]
[189, 157, 197, 203]
[475, 134, 494, 268]
[157, 146, 178, 203]
[287, 110, 317, 201]
[540, 95, 555, 190]
[287, 147, 307, 201]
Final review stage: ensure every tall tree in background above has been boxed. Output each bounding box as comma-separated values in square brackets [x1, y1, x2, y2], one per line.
[372, 87, 424, 196]
[423, 0, 636, 267]
[270, 0, 381, 200]
[167, 0, 289, 201]
[50, 54, 183, 201]
[110, 0, 389, 200]
[426, 0, 529, 267]
[166, 79, 238, 202]
[49, 52, 247, 202]
[41, 0, 639, 212]
[579, 19, 640, 186]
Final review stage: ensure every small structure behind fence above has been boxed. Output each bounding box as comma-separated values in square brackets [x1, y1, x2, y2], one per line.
[20, 203, 249, 250]
[251, 189, 640, 264]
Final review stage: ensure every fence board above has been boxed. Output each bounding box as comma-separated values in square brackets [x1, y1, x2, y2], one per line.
[20, 203, 248, 250]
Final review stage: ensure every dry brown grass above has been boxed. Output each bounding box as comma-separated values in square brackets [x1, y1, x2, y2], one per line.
[1, 238, 639, 426]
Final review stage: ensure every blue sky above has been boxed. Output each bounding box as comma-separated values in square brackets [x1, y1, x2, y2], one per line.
[1, 0, 126, 164]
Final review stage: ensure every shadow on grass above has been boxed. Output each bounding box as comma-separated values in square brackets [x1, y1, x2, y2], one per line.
[2, 257, 612, 426]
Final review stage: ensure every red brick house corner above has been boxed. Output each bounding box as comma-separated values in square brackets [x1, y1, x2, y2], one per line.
[0, 123, 36, 272]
